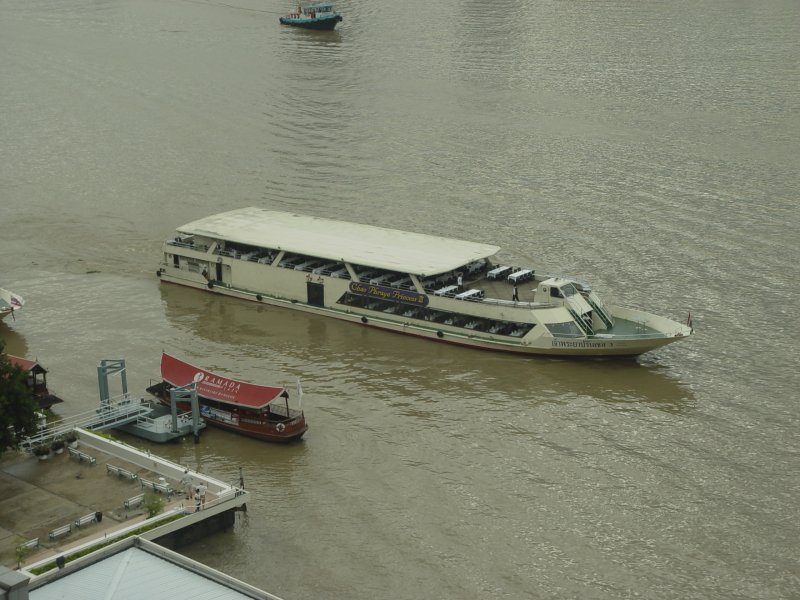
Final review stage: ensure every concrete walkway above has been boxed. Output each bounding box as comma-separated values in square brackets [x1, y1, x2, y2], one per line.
[0, 446, 189, 569]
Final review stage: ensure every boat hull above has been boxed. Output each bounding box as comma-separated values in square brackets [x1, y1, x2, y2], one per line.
[158, 275, 688, 357]
[194, 414, 307, 443]
[279, 15, 342, 30]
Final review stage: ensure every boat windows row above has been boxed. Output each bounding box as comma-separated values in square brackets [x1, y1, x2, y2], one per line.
[339, 292, 534, 337]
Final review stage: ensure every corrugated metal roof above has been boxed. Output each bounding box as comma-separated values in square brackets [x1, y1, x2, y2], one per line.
[29, 543, 279, 600]
[176, 208, 501, 277]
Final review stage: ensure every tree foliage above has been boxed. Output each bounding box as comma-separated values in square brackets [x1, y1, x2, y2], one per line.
[143, 492, 165, 518]
[0, 341, 41, 456]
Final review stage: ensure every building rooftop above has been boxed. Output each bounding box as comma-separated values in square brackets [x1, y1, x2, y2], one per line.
[27, 537, 282, 600]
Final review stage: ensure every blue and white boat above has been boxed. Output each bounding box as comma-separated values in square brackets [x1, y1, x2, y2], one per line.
[280, 3, 343, 30]
[0, 286, 24, 321]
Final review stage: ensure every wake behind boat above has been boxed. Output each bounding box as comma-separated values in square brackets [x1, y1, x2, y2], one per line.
[0, 287, 24, 320]
[280, 2, 342, 30]
[156, 208, 693, 357]
[146, 353, 307, 443]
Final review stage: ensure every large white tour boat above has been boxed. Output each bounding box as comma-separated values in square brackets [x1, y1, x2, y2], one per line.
[157, 208, 692, 357]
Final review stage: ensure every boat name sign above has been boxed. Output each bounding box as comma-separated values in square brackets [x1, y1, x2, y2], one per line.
[349, 282, 429, 307]
[193, 371, 243, 401]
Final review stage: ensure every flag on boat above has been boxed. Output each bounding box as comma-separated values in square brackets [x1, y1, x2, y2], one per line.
[687, 312, 693, 331]
[296, 378, 303, 409]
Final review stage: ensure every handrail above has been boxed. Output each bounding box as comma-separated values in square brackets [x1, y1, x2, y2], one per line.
[21, 394, 152, 449]
[550, 331, 670, 340]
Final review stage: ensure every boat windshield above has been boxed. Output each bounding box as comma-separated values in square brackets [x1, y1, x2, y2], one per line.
[560, 283, 578, 297]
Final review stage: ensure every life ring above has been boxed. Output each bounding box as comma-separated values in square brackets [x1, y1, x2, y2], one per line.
[437, 331, 444, 338]
[361, 316, 368, 324]
[276, 423, 286, 433]
[207, 281, 214, 289]
[256, 294, 263, 301]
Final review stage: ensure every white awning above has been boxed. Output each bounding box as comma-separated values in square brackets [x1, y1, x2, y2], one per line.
[177, 207, 501, 276]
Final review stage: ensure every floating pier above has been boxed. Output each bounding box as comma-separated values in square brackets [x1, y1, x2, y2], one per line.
[21, 359, 205, 452]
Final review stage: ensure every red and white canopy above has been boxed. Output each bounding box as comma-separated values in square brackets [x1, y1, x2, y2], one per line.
[160, 353, 286, 409]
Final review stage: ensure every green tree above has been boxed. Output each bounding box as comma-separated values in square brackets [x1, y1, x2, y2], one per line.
[0, 341, 40, 456]
[142, 493, 165, 518]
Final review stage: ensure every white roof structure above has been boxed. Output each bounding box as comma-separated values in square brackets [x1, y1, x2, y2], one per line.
[177, 208, 501, 276]
[28, 538, 282, 600]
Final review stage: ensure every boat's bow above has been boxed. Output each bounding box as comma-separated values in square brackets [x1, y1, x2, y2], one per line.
[0, 287, 24, 320]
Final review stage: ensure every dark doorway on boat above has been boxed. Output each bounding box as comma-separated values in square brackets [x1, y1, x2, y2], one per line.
[307, 281, 324, 307]
[216, 262, 223, 281]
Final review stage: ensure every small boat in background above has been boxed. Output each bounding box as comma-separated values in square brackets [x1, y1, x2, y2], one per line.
[280, 2, 342, 30]
[147, 353, 308, 443]
[0, 287, 24, 320]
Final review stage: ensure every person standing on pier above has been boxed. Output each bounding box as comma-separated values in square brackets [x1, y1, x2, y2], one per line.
[180, 470, 194, 500]
[198, 481, 208, 508]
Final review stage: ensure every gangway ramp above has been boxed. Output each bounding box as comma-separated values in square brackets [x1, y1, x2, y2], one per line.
[22, 394, 153, 450]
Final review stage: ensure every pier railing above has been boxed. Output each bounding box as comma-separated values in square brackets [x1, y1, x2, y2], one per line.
[21, 394, 152, 450]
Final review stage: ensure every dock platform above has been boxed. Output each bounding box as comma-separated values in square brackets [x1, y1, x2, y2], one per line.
[0, 429, 247, 571]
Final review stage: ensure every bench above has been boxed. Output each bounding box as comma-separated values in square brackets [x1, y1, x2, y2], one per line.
[48, 524, 71, 540]
[434, 285, 458, 297]
[107, 463, 138, 480]
[455, 288, 484, 301]
[17, 538, 39, 552]
[74, 513, 97, 528]
[68, 447, 96, 465]
[507, 269, 533, 284]
[124, 493, 145, 510]
[141, 478, 174, 498]
[118, 468, 138, 480]
[487, 265, 512, 280]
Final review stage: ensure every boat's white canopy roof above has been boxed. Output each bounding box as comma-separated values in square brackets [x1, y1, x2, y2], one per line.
[177, 207, 501, 276]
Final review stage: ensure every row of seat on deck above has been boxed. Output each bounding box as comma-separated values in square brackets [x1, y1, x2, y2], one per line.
[487, 265, 535, 284]
[214, 245, 512, 296]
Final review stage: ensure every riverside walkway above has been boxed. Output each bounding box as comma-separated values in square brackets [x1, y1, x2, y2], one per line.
[1, 428, 247, 571]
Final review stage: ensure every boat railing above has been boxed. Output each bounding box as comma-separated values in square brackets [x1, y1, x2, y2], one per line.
[479, 297, 553, 309]
[268, 404, 303, 420]
[21, 393, 151, 450]
[550, 331, 668, 340]
[135, 408, 195, 427]
[544, 272, 592, 290]
[166, 238, 201, 251]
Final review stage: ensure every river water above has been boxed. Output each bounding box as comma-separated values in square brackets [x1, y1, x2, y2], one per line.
[1, 0, 799, 598]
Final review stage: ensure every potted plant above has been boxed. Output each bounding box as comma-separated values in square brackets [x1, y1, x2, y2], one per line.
[64, 430, 78, 449]
[33, 444, 51, 460]
[51, 438, 65, 454]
